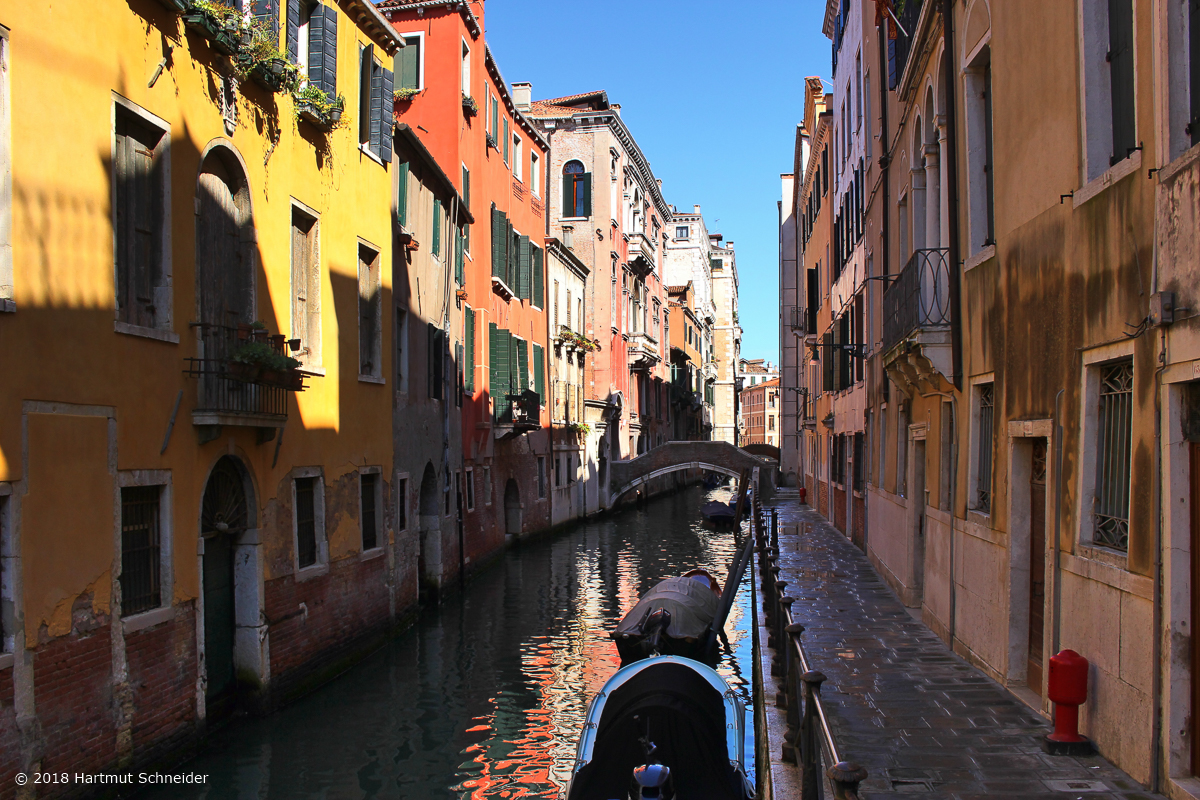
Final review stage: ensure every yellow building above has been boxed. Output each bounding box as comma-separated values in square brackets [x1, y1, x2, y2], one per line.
[0, 0, 402, 780]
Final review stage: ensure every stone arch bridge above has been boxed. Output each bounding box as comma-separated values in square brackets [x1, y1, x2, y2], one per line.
[609, 441, 777, 501]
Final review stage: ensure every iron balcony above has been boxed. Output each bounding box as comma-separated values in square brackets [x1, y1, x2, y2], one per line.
[882, 248, 951, 354]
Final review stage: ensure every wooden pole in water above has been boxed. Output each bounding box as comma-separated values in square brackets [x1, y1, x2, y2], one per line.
[732, 467, 751, 525]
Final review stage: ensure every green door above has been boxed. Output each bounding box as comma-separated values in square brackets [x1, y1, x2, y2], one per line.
[200, 456, 248, 703]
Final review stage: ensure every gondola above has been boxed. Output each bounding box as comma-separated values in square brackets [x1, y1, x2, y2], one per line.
[563, 655, 755, 800]
[700, 499, 737, 527]
[611, 570, 722, 664]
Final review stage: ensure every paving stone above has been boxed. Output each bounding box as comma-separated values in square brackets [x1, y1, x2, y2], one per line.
[760, 500, 1165, 800]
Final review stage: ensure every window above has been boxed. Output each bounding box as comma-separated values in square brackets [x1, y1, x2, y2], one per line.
[965, 46, 995, 252]
[291, 205, 321, 367]
[432, 197, 442, 258]
[1094, 360, 1133, 550]
[427, 323, 445, 399]
[396, 34, 422, 91]
[461, 39, 470, 96]
[359, 242, 382, 379]
[395, 307, 408, 391]
[120, 484, 164, 616]
[555, 457, 562, 487]
[0, 28, 9, 312]
[853, 432, 864, 492]
[465, 468, 475, 511]
[359, 45, 394, 162]
[563, 160, 591, 218]
[530, 151, 540, 196]
[292, 1, 337, 96]
[444, 468, 451, 516]
[396, 475, 408, 531]
[360, 471, 380, 551]
[537, 457, 546, 499]
[675, 226, 688, 239]
[864, 72, 872, 160]
[464, 306, 476, 394]
[1188, 0, 1199, 149]
[503, 116, 510, 164]
[113, 101, 170, 331]
[972, 382, 995, 513]
[855, 51, 863, 130]
[513, 135, 523, 182]
[454, 471, 462, 514]
[1080, 1, 1136, 180]
[293, 472, 325, 571]
[483, 465, 493, 505]
[490, 93, 499, 144]
[1107, 0, 1136, 166]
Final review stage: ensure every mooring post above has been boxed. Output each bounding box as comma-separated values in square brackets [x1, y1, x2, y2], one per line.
[781, 623, 805, 761]
[800, 670, 827, 800]
[773, 596, 795, 677]
[827, 762, 868, 800]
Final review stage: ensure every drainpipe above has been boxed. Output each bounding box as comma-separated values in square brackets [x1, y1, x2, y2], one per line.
[1150, 218, 1164, 792]
[942, 0, 963, 391]
[1053, 389, 1064, 658]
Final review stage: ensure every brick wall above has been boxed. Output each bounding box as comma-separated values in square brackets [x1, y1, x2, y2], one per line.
[34, 623, 116, 780]
[126, 605, 199, 764]
[834, 486, 846, 533]
[852, 495, 866, 551]
[0, 664, 20, 798]
[266, 553, 391, 700]
[818, 480, 828, 517]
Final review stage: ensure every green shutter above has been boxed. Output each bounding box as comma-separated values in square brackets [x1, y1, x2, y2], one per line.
[563, 173, 573, 217]
[491, 324, 512, 422]
[491, 206, 504, 279]
[397, 36, 419, 90]
[455, 227, 464, 285]
[581, 172, 592, 216]
[506, 220, 515, 289]
[432, 198, 442, 257]
[533, 343, 544, 407]
[489, 321, 500, 399]
[465, 308, 475, 394]
[514, 337, 528, 396]
[397, 161, 409, 228]
[532, 246, 544, 308]
[503, 117, 510, 163]
[518, 235, 531, 301]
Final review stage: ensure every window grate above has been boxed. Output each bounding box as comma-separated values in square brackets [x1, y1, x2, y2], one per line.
[121, 486, 162, 616]
[296, 477, 317, 568]
[1095, 361, 1133, 550]
[976, 384, 994, 513]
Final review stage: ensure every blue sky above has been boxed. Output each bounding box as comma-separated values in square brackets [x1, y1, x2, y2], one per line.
[484, 0, 832, 367]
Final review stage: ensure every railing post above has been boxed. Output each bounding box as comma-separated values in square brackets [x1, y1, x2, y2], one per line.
[827, 762, 868, 800]
[781, 624, 805, 762]
[772, 596, 794, 676]
[778, 618, 804, 709]
[799, 670, 827, 800]
[768, 578, 785, 652]
[771, 508, 779, 553]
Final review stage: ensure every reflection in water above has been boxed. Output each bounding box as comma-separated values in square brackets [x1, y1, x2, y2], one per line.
[140, 485, 754, 799]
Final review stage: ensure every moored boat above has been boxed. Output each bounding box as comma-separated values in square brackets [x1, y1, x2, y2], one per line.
[611, 571, 722, 664]
[700, 499, 737, 527]
[564, 655, 755, 800]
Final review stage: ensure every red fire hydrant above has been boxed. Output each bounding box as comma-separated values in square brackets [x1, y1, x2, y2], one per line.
[1043, 649, 1094, 755]
[799, 486, 807, 505]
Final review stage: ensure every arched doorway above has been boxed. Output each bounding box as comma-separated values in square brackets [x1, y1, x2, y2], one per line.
[200, 456, 251, 710]
[418, 463, 441, 601]
[504, 479, 521, 540]
[196, 146, 254, 328]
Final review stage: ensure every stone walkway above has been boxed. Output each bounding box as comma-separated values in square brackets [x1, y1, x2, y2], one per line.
[762, 492, 1162, 800]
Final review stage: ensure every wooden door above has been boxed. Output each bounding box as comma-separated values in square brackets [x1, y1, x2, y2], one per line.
[196, 155, 252, 328]
[200, 457, 247, 706]
[1028, 438, 1048, 693]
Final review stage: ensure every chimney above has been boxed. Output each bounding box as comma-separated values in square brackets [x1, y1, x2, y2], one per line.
[512, 82, 532, 112]
[693, 204, 701, 214]
[611, 103, 621, 117]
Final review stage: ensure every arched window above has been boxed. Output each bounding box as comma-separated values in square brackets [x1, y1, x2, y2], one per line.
[562, 160, 590, 218]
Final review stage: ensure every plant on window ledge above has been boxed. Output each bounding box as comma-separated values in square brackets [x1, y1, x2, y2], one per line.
[182, 0, 252, 56]
[394, 87, 420, 102]
[555, 326, 601, 353]
[293, 83, 347, 131]
[486, 131, 497, 150]
[462, 94, 479, 117]
[236, 22, 301, 94]
[565, 422, 591, 437]
[228, 339, 304, 390]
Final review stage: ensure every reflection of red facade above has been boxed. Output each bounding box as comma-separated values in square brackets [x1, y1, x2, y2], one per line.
[380, 1, 551, 562]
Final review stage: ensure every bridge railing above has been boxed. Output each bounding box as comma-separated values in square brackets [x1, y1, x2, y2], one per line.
[753, 502, 867, 800]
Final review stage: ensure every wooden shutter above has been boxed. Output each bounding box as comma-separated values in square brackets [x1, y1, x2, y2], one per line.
[580, 173, 592, 216]
[532, 246, 544, 308]
[1108, 0, 1136, 164]
[397, 37, 419, 90]
[308, 7, 326, 89]
[321, 5, 337, 95]
[465, 308, 475, 394]
[432, 198, 442, 257]
[518, 235, 531, 300]
[491, 206, 504, 279]
[114, 111, 163, 329]
[491, 325, 512, 421]
[505, 219, 515, 288]
[427, 322, 437, 398]
[360, 44, 375, 145]
[397, 161, 409, 228]
[563, 173, 574, 217]
[514, 337, 528, 397]
[455, 227, 464, 285]
[489, 321, 500, 401]
[503, 117, 510, 163]
[533, 344, 545, 407]
[370, 52, 384, 154]
[823, 331, 834, 391]
[434, 329, 445, 399]
[286, 0, 300, 61]
[381, 67, 394, 162]
[456, 342, 464, 405]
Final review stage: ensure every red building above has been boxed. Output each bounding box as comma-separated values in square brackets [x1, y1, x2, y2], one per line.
[379, 1, 552, 568]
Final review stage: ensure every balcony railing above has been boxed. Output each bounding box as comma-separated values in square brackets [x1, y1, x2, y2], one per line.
[185, 323, 292, 421]
[786, 305, 807, 333]
[627, 232, 656, 276]
[882, 248, 951, 354]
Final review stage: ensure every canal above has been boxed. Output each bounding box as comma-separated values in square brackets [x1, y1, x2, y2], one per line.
[141, 484, 755, 799]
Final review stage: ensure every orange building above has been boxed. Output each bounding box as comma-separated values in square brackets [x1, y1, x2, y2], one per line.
[739, 378, 780, 447]
[378, 1, 552, 566]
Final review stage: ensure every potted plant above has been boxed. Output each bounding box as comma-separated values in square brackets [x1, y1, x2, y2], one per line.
[237, 23, 300, 94]
[394, 87, 420, 102]
[462, 94, 478, 117]
[565, 422, 591, 438]
[183, 0, 250, 56]
[293, 83, 346, 131]
[227, 337, 303, 389]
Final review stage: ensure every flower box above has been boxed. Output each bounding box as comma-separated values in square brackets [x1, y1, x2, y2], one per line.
[296, 98, 343, 131]
[183, 9, 243, 55]
[259, 368, 304, 391]
[462, 94, 478, 117]
[486, 132, 497, 150]
[248, 57, 294, 93]
[227, 361, 262, 384]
